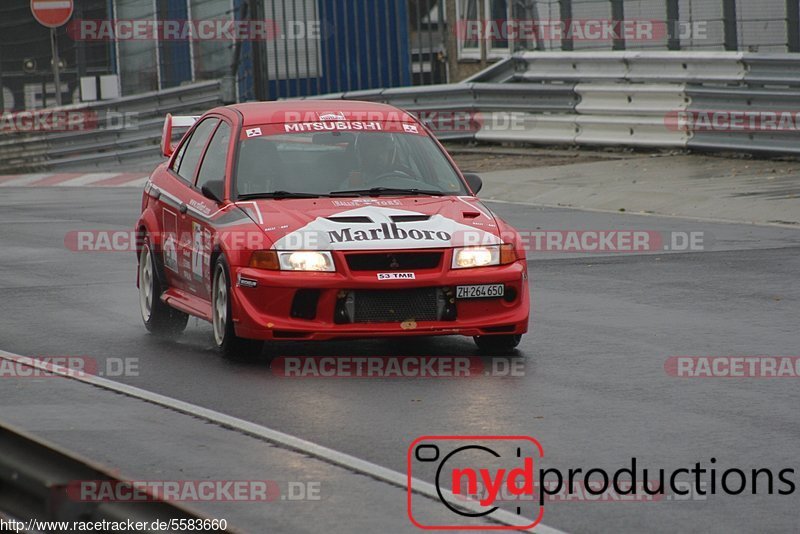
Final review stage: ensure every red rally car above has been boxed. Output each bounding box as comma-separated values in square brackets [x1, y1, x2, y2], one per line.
[136, 101, 529, 357]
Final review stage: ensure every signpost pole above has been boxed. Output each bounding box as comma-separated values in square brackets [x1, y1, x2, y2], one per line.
[50, 27, 62, 106]
[0, 48, 5, 112]
[31, 0, 74, 106]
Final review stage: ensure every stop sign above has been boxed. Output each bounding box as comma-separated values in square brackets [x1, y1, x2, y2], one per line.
[31, 0, 74, 28]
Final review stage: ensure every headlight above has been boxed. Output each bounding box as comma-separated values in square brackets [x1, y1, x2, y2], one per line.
[249, 250, 336, 272]
[452, 246, 499, 268]
[452, 245, 518, 269]
[280, 251, 335, 272]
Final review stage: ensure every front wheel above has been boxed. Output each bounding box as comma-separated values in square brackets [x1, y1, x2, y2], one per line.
[139, 237, 188, 338]
[473, 334, 522, 355]
[212, 256, 262, 359]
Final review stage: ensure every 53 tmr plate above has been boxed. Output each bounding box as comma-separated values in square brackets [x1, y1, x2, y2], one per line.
[456, 284, 505, 299]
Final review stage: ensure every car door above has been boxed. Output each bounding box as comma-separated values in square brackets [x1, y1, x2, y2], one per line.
[162, 117, 219, 291]
[184, 120, 232, 301]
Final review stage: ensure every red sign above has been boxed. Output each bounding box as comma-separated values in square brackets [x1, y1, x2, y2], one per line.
[31, 0, 74, 28]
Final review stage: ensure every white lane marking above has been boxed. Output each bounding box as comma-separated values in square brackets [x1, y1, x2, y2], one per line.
[0, 350, 565, 534]
[58, 173, 115, 186]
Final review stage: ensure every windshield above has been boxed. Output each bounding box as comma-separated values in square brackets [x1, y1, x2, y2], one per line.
[235, 128, 469, 198]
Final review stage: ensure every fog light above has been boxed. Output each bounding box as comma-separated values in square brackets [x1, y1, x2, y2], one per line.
[503, 287, 518, 302]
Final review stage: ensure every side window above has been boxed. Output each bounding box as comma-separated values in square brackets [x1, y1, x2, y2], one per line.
[196, 122, 231, 189]
[171, 137, 189, 172]
[174, 119, 219, 182]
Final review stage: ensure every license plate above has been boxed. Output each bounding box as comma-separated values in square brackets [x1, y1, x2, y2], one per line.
[456, 284, 505, 299]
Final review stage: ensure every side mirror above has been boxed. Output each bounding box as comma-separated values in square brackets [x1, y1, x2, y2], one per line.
[463, 173, 483, 195]
[201, 180, 225, 204]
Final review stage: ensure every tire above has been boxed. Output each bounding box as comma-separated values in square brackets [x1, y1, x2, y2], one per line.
[473, 334, 522, 355]
[139, 236, 189, 338]
[212, 255, 262, 359]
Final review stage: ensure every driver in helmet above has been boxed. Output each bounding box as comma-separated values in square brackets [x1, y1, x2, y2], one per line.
[344, 133, 410, 188]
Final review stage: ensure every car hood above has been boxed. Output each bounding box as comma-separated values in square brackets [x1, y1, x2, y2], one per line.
[234, 196, 503, 251]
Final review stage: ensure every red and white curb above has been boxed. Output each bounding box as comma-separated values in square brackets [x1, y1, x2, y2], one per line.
[0, 172, 149, 188]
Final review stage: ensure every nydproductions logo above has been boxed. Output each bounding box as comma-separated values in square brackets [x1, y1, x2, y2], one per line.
[407, 436, 544, 530]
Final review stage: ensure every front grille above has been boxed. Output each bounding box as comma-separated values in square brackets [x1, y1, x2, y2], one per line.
[354, 288, 439, 323]
[346, 252, 442, 271]
[335, 287, 454, 324]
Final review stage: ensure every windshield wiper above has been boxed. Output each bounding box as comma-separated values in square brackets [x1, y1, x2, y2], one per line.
[329, 187, 445, 197]
[237, 191, 328, 200]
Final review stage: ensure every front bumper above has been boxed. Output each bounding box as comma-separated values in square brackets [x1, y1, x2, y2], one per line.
[230, 253, 530, 341]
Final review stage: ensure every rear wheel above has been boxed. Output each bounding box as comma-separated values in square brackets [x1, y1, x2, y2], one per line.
[473, 334, 522, 355]
[212, 255, 262, 359]
[139, 237, 188, 338]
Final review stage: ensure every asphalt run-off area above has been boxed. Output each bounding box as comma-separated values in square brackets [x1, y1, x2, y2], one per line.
[1, 151, 798, 532]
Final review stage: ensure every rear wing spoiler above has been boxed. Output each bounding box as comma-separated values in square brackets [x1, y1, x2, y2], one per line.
[161, 114, 200, 158]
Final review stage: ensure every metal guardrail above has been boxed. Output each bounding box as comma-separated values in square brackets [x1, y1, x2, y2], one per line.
[403, 52, 800, 88]
[312, 82, 579, 113]
[309, 82, 578, 141]
[469, 52, 749, 84]
[0, 422, 234, 533]
[684, 84, 800, 153]
[742, 54, 800, 86]
[312, 52, 800, 156]
[0, 80, 226, 173]
[5, 52, 800, 172]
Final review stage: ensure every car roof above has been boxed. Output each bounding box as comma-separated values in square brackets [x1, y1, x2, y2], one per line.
[226, 100, 417, 127]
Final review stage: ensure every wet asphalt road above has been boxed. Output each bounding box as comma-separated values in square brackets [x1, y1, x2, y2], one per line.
[0, 187, 799, 533]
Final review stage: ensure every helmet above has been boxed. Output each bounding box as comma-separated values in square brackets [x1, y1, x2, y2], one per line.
[354, 133, 397, 174]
